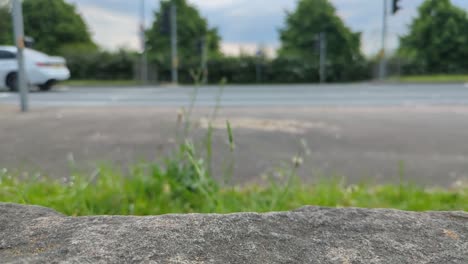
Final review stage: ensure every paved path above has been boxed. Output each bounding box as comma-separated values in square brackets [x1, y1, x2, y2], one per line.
[1, 104, 467, 187]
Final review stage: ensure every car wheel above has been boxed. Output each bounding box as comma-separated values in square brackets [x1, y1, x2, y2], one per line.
[39, 81, 54, 91]
[6, 72, 18, 92]
[39, 84, 51, 91]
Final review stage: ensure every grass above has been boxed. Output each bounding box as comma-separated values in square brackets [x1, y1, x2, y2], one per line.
[63, 79, 141, 87]
[393, 74, 468, 83]
[1, 164, 466, 216]
[63, 74, 468, 87]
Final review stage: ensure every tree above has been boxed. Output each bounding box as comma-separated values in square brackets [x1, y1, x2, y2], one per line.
[22, 0, 96, 54]
[277, 0, 368, 82]
[146, 0, 221, 82]
[20, 0, 96, 55]
[399, 0, 468, 74]
[0, 6, 13, 45]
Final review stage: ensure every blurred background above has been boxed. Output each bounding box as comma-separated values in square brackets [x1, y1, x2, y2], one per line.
[2, 0, 467, 84]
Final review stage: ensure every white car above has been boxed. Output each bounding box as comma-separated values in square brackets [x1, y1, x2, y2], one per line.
[0, 46, 70, 91]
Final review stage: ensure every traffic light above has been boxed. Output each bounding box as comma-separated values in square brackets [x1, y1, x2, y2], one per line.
[392, 0, 402, 15]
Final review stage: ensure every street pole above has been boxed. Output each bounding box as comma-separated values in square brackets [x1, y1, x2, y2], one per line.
[11, 0, 28, 112]
[256, 47, 261, 83]
[140, 0, 148, 85]
[170, 0, 178, 84]
[201, 36, 208, 84]
[319, 32, 327, 84]
[255, 61, 261, 83]
[379, 0, 388, 81]
[256, 44, 266, 83]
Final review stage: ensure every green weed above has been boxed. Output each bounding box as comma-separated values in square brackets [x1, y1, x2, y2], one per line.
[1, 168, 466, 216]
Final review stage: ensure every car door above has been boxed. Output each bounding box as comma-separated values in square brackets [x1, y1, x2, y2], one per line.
[0, 50, 18, 89]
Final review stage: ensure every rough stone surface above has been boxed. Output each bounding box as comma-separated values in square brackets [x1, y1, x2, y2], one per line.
[0, 203, 467, 264]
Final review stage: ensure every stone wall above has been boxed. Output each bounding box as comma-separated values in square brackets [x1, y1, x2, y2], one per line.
[0, 203, 466, 263]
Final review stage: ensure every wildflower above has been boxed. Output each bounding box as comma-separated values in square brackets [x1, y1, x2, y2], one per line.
[292, 156, 303, 168]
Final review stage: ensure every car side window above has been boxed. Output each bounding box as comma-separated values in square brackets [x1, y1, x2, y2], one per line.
[0, 50, 16, 60]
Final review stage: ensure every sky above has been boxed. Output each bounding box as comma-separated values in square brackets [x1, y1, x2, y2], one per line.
[65, 0, 468, 57]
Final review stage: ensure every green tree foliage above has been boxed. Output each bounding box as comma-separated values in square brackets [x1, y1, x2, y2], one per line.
[146, 0, 221, 82]
[21, 0, 96, 55]
[0, 6, 13, 45]
[399, 0, 468, 74]
[0, 0, 96, 53]
[277, 0, 368, 82]
[0, 0, 97, 55]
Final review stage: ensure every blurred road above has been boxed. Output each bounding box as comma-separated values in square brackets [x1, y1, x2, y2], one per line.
[1, 83, 468, 187]
[1, 83, 468, 107]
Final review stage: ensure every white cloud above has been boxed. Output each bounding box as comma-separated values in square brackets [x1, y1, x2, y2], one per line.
[189, 0, 234, 9]
[221, 42, 277, 57]
[73, 4, 140, 51]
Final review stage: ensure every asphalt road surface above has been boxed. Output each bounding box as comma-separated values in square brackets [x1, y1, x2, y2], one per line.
[1, 83, 468, 107]
[1, 83, 468, 187]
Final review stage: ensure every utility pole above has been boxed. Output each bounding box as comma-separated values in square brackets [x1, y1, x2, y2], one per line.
[200, 36, 208, 84]
[379, 0, 388, 81]
[11, 0, 28, 112]
[140, 0, 148, 85]
[319, 32, 327, 84]
[255, 46, 263, 83]
[170, 0, 178, 84]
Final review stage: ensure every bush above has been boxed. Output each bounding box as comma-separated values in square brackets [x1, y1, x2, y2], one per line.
[48, 42, 374, 84]
[152, 55, 371, 84]
[59, 45, 137, 80]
